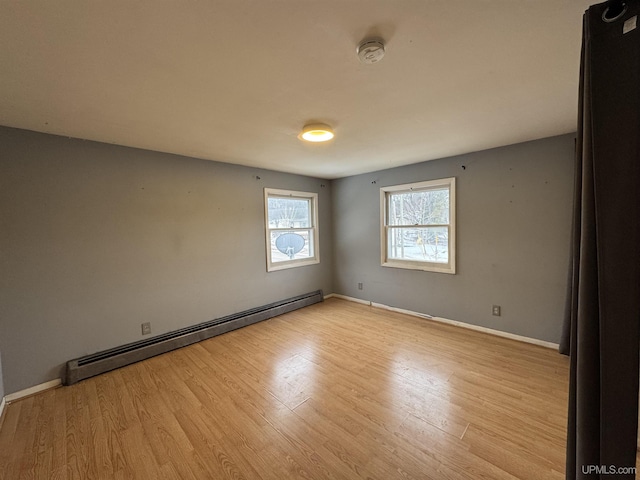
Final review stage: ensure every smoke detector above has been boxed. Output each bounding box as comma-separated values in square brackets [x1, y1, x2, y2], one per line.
[357, 39, 385, 65]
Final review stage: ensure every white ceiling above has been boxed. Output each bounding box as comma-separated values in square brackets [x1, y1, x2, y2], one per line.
[0, 1, 591, 179]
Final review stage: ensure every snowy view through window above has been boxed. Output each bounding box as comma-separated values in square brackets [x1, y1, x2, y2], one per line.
[387, 188, 450, 264]
[381, 177, 455, 274]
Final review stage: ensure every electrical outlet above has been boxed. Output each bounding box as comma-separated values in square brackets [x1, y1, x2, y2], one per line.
[141, 322, 151, 335]
[492, 305, 501, 316]
[358, 282, 363, 290]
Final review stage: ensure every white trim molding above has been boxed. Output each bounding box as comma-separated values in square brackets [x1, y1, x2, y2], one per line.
[4, 378, 62, 403]
[324, 293, 372, 306]
[0, 396, 5, 421]
[329, 295, 559, 350]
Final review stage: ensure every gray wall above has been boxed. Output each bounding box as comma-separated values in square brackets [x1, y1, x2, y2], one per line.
[0, 126, 333, 394]
[0, 126, 574, 394]
[331, 134, 575, 343]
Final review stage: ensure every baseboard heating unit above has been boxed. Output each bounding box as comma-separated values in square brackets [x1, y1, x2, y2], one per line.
[65, 290, 324, 385]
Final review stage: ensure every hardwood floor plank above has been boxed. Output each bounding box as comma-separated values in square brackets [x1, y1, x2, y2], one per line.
[0, 298, 570, 479]
[395, 414, 519, 480]
[176, 404, 266, 480]
[94, 374, 131, 477]
[0, 399, 23, 477]
[118, 425, 162, 479]
[461, 423, 564, 480]
[12, 398, 39, 479]
[31, 390, 56, 479]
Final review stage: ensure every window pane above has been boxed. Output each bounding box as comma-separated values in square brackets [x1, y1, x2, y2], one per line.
[387, 227, 449, 264]
[388, 189, 449, 226]
[267, 197, 311, 228]
[270, 230, 314, 263]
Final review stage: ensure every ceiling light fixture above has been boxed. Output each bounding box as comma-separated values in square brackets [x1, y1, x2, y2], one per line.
[299, 124, 334, 142]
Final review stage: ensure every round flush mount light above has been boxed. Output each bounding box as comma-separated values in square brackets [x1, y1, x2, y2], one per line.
[299, 123, 334, 142]
[357, 39, 385, 64]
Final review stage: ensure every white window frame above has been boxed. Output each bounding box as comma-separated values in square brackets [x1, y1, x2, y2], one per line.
[264, 188, 319, 272]
[380, 177, 456, 274]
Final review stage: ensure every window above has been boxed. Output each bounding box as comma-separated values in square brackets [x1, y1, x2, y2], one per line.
[264, 188, 319, 272]
[380, 177, 456, 274]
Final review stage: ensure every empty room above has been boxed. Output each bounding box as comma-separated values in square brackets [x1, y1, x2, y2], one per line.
[1, 1, 639, 479]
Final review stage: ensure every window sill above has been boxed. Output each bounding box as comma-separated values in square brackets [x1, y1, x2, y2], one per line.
[381, 260, 456, 275]
[267, 258, 320, 272]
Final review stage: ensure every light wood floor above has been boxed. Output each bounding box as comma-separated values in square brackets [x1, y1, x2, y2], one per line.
[0, 298, 570, 479]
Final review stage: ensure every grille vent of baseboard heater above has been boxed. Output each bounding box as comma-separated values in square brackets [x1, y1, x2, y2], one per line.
[65, 290, 324, 385]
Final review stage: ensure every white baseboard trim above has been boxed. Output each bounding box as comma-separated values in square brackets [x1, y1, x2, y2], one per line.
[0, 396, 5, 420]
[371, 302, 435, 320]
[325, 293, 372, 306]
[332, 295, 559, 350]
[4, 378, 62, 403]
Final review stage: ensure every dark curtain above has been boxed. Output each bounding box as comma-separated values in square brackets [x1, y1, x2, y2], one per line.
[561, 1, 640, 478]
